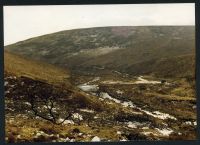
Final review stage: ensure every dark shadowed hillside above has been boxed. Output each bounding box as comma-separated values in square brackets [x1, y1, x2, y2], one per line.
[5, 26, 195, 78]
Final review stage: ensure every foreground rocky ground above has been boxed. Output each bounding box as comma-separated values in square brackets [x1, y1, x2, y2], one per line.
[5, 72, 197, 143]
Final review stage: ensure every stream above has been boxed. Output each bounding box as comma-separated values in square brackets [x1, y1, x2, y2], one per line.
[77, 76, 177, 137]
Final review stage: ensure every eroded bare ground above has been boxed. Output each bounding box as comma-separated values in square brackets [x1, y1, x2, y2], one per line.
[5, 72, 197, 143]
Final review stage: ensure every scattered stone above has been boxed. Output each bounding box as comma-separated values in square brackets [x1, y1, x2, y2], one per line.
[178, 132, 182, 135]
[117, 131, 122, 135]
[70, 139, 75, 142]
[185, 121, 192, 125]
[78, 133, 83, 136]
[91, 136, 101, 142]
[4, 81, 8, 86]
[16, 135, 21, 139]
[192, 105, 197, 109]
[24, 102, 31, 106]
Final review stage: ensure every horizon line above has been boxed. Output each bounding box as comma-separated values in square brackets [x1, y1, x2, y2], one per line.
[4, 25, 195, 46]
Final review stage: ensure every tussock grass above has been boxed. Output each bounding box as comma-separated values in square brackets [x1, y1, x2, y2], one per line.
[4, 51, 70, 84]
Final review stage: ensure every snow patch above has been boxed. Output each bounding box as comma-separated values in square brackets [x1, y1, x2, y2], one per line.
[127, 122, 137, 128]
[155, 128, 173, 136]
[134, 76, 161, 84]
[121, 101, 136, 108]
[120, 139, 128, 141]
[78, 84, 99, 92]
[141, 110, 177, 120]
[127, 121, 144, 128]
[63, 120, 75, 125]
[116, 90, 124, 94]
[100, 92, 121, 103]
[80, 109, 95, 113]
[72, 113, 83, 121]
[142, 131, 156, 136]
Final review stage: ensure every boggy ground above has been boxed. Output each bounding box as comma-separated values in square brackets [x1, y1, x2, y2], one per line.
[5, 72, 197, 143]
[74, 74, 197, 140]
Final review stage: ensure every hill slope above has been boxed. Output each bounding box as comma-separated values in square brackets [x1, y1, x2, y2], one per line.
[125, 54, 195, 78]
[4, 51, 70, 84]
[5, 26, 195, 77]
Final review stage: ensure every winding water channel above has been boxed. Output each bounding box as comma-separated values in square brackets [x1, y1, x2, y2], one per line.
[77, 76, 177, 137]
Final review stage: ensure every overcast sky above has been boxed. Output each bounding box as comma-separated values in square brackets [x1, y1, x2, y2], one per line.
[4, 3, 195, 45]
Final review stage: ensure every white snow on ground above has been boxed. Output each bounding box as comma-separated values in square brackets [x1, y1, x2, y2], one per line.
[142, 128, 173, 137]
[127, 122, 137, 128]
[184, 121, 197, 126]
[126, 121, 146, 129]
[57, 137, 70, 142]
[101, 80, 134, 85]
[134, 76, 161, 84]
[140, 110, 177, 120]
[94, 116, 99, 119]
[63, 120, 75, 125]
[80, 109, 95, 113]
[78, 84, 99, 92]
[7, 76, 17, 79]
[88, 77, 100, 83]
[101, 76, 162, 85]
[121, 101, 136, 108]
[142, 127, 149, 130]
[78, 77, 175, 123]
[100, 92, 121, 103]
[99, 98, 104, 101]
[141, 131, 158, 136]
[35, 131, 46, 137]
[155, 128, 173, 136]
[185, 121, 192, 125]
[120, 139, 128, 141]
[114, 71, 122, 75]
[116, 90, 124, 94]
[24, 102, 31, 106]
[142, 131, 157, 136]
[72, 113, 83, 121]
[99, 92, 176, 120]
[91, 136, 101, 142]
[57, 118, 66, 124]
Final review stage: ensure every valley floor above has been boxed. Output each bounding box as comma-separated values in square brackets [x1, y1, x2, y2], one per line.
[5, 73, 197, 142]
